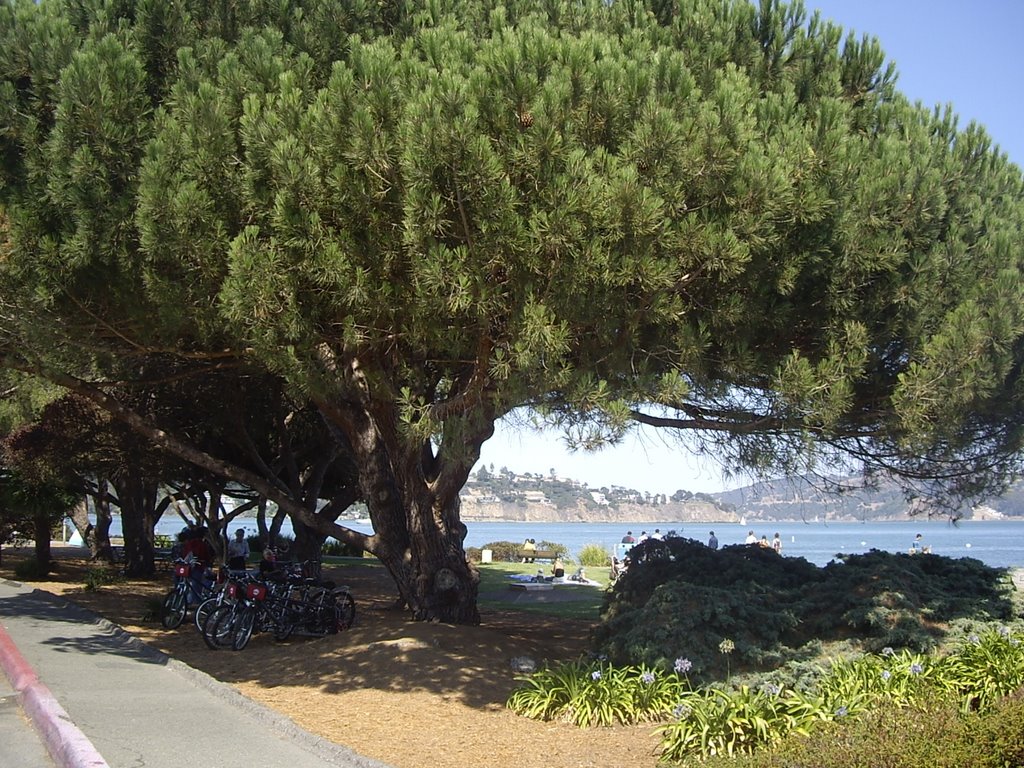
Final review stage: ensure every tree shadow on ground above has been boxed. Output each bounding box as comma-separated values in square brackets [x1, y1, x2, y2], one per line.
[5, 554, 593, 711]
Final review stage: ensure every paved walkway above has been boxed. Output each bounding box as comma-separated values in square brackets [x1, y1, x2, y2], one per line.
[0, 657, 55, 768]
[0, 578, 390, 768]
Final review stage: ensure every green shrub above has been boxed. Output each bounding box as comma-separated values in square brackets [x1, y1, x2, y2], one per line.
[83, 566, 120, 591]
[509, 628, 1024, 765]
[965, 688, 1024, 767]
[658, 684, 833, 762]
[481, 541, 524, 562]
[593, 538, 1017, 685]
[596, 580, 801, 683]
[578, 543, 612, 567]
[707, 693, 1024, 768]
[14, 559, 46, 580]
[932, 627, 1024, 711]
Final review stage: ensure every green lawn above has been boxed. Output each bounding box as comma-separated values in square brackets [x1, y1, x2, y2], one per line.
[318, 556, 611, 621]
[476, 560, 610, 621]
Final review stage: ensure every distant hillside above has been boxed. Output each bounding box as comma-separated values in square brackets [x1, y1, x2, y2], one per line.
[462, 465, 1024, 523]
[718, 475, 1024, 522]
[461, 466, 736, 522]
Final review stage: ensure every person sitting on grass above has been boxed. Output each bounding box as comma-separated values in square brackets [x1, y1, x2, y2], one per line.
[552, 557, 565, 579]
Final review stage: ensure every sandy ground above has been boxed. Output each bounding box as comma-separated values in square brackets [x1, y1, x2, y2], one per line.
[1, 548, 663, 768]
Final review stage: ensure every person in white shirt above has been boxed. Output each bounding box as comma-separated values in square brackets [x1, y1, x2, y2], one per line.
[227, 529, 250, 571]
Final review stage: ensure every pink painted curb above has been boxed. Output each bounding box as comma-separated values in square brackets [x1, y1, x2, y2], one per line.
[0, 621, 110, 768]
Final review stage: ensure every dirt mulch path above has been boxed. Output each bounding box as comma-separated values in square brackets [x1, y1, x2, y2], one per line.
[2, 550, 662, 768]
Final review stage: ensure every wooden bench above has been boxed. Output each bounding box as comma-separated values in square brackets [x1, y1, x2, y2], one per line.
[517, 548, 557, 562]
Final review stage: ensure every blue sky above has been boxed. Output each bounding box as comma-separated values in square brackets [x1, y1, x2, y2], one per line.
[475, 0, 1024, 495]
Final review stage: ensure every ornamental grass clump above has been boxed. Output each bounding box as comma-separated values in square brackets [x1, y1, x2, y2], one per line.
[506, 658, 686, 726]
[657, 684, 833, 762]
[577, 543, 612, 568]
[933, 627, 1024, 712]
[815, 648, 937, 713]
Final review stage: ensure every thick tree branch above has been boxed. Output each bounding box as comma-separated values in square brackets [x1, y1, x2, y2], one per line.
[8, 361, 373, 552]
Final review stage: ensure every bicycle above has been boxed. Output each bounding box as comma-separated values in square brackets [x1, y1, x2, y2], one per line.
[206, 578, 286, 650]
[160, 559, 216, 629]
[204, 569, 356, 650]
[274, 580, 355, 640]
[193, 566, 251, 633]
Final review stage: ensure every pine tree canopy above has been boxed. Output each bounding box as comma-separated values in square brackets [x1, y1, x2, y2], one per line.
[2, 0, 1024, 507]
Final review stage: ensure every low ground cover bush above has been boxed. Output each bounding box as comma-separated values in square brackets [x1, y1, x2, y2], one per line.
[592, 537, 1020, 684]
[707, 690, 1024, 768]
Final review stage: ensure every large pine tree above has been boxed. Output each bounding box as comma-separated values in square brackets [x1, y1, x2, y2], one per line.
[2, 0, 1023, 621]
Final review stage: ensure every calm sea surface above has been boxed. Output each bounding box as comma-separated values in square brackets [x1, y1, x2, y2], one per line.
[461, 519, 1024, 568]
[117, 516, 1024, 569]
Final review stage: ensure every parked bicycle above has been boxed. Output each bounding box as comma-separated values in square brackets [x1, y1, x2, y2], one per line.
[159, 558, 216, 629]
[202, 564, 355, 650]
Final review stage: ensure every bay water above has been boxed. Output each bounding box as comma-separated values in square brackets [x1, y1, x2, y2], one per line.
[106, 515, 1024, 569]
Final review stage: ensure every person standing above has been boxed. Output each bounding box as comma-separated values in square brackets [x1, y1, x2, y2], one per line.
[621, 531, 635, 544]
[708, 531, 719, 550]
[745, 530, 757, 545]
[771, 532, 782, 554]
[227, 528, 250, 571]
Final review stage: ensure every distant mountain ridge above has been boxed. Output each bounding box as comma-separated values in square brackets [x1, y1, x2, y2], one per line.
[463, 465, 1024, 523]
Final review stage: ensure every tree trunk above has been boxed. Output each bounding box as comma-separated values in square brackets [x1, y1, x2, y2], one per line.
[114, 474, 157, 577]
[68, 498, 92, 549]
[320, 398, 485, 624]
[292, 519, 327, 565]
[373, 488, 480, 624]
[255, 497, 269, 546]
[269, 506, 287, 546]
[33, 509, 52, 576]
[92, 482, 115, 563]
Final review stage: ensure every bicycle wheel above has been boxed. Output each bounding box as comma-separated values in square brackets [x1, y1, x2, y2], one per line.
[300, 587, 329, 635]
[160, 588, 187, 629]
[202, 604, 237, 650]
[231, 606, 256, 651]
[272, 604, 297, 642]
[332, 590, 356, 633]
[193, 597, 219, 633]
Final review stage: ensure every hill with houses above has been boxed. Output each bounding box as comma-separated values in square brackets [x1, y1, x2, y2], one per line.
[460, 465, 1024, 523]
